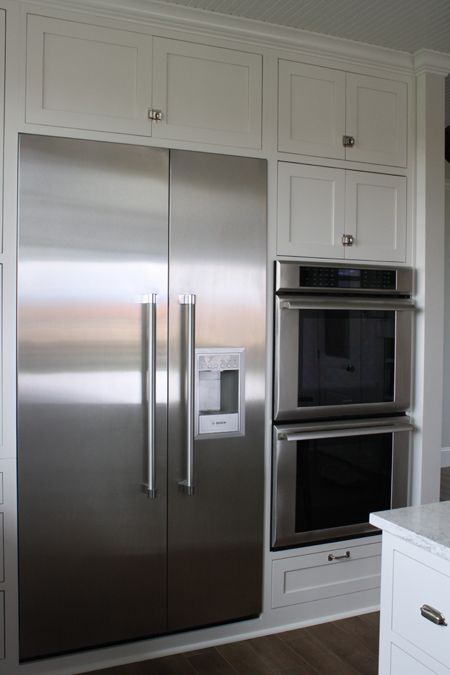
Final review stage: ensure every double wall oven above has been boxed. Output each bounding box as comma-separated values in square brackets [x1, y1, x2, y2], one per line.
[272, 262, 414, 548]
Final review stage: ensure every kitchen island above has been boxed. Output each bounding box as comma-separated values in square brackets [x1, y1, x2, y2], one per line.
[370, 502, 450, 674]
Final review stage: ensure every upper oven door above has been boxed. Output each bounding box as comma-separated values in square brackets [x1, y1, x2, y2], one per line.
[274, 295, 414, 422]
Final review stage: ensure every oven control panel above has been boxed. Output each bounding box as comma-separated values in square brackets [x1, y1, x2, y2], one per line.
[275, 262, 413, 296]
[300, 266, 396, 290]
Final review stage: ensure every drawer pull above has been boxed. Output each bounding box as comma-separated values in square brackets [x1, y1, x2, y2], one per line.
[420, 604, 448, 626]
[328, 551, 351, 562]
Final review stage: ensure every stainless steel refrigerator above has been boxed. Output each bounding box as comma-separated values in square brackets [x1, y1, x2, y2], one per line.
[17, 135, 266, 661]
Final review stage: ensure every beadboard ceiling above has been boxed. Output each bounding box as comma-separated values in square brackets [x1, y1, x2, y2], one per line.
[156, 0, 450, 124]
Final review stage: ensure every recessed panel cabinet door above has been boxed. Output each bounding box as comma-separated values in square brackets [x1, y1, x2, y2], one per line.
[346, 74, 407, 167]
[345, 171, 406, 262]
[277, 163, 345, 258]
[278, 61, 346, 159]
[26, 15, 152, 135]
[152, 38, 262, 148]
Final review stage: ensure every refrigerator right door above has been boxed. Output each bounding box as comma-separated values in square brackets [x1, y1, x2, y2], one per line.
[168, 151, 267, 630]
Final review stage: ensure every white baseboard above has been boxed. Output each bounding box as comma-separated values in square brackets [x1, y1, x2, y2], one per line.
[441, 447, 450, 467]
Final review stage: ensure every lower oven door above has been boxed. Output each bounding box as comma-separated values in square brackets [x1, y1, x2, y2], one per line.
[272, 416, 412, 549]
[274, 295, 414, 421]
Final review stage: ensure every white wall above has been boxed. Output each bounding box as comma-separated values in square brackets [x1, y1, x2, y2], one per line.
[442, 179, 450, 460]
[441, 74, 450, 462]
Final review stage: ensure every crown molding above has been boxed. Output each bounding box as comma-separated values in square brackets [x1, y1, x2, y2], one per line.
[22, 0, 417, 74]
[414, 49, 450, 77]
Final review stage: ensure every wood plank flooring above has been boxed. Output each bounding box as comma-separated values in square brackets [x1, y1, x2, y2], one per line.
[85, 612, 379, 675]
[441, 466, 450, 501]
[80, 462, 450, 675]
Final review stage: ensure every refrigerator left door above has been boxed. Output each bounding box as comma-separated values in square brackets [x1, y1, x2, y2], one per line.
[17, 136, 169, 660]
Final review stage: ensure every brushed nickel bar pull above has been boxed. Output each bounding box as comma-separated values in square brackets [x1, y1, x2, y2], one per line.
[144, 293, 157, 498]
[328, 551, 351, 562]
[420, 604, 448, 626]
[179, 294, 196, 496]
[283, 423, 413, 442]
[280, 297, 415, 312]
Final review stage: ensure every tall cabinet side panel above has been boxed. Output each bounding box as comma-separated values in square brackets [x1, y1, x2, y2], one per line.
[17, 136, 169, 660]
[168, 150, 267, 630]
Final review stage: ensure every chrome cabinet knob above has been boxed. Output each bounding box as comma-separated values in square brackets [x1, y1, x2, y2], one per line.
[148, 109, 163, 121]
[342, 234, 354, 246]
[343, 135, 355, 147]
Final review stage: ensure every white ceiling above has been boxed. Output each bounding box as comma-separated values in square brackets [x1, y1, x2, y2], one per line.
[156, 0, 450, 124]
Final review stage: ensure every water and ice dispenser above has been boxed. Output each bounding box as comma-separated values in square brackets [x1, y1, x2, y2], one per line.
[195, 348, 245, 438]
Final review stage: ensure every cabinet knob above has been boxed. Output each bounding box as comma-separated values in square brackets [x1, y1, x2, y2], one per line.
[148, 109, 163, 121]
[420, 604, 448, 626]
[343, 135, 355, 148]
[342, 234, 354, 246]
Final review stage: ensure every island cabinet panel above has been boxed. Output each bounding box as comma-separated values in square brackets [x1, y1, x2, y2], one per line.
[151, 38, 262, 148]
[26, 15, 153, 135]
[390, 645, 437, 675]
[373, 516, 450, 675]
[277, 162, 407, 263]
[278, 60, 407, 168]
[391, 550, 450, 670]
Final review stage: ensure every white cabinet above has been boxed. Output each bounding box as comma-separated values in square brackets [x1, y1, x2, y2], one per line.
[278, 62, 346, 160]
[0, 9, 4, 249]
[272, 540, 381, 609]
[372, 505, 450, 675]
[26, 17, 262, 148]
[390, 645, 438, 675]
[391, 550, 450, 671]
[277, 162, 407, 262]
[152, 38, 262, 148]
[26, 15, 153, 135]
[278, 60, 407, 168]
[346, 73, 407, 167]
[344, 170, 407, 262]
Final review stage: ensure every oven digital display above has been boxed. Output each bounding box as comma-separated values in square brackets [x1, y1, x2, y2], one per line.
[337, 268, 361, 288]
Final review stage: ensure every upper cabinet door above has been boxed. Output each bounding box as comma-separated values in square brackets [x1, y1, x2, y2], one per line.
[277, 163, 345, 258]
[152, 38, 262, 148]
[277, 62, 408, 168]
[345, 74, 407, 168]
[278, 61, 346, 159]
[26, 16, 152, 135]
[344, 171, 406, 262]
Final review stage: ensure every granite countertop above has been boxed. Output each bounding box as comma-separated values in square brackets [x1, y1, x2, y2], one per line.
[370, 501, 450, 562]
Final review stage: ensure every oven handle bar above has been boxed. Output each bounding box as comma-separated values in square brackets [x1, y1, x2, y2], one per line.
[279, 297, 415, 311]
[282, 423, 413, 442]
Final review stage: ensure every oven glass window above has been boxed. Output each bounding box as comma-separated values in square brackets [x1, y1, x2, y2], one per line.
[298, 310, 395, 407]
[295, 433, 392, 533]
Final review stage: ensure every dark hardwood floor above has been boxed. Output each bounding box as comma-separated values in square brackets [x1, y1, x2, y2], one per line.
[83, 466, 450, 675]
[85, 612, 379, 675]
[441, 466, 450, 501]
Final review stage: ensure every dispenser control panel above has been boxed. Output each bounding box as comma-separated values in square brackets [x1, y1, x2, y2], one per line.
[195, 347, 245, 439]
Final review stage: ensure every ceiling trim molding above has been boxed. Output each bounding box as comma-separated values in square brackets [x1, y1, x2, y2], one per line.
[414, 49, 450, 77]
[22, 0, 418, 74]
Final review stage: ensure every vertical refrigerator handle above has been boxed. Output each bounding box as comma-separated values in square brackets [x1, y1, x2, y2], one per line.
[144, 293, 157, 498]
[179, 294, 196, 496]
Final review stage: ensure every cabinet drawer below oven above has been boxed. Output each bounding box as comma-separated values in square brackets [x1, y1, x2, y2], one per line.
[272, 540, 381, 609]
